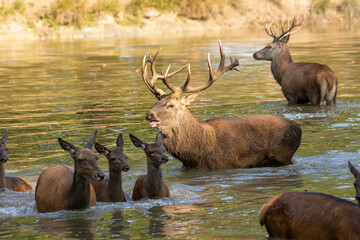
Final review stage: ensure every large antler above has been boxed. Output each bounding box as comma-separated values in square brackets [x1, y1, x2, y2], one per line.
[265, 16, 304, 41]
[141, 49, 189, 99]
[141, 40, 239, 98]
[162, 40, 240, 97]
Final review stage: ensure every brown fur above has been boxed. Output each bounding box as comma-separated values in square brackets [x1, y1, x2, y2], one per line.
[146, 97, 302, 169]
[254, 36, 338, 106]
[259, 192, 360, 239]
[90, 134, 129, 202]
[348, 161, 360, 204]
[130, 132, 170, 200]
[0, 130, 32, 192]
[35, 131, 105, 213]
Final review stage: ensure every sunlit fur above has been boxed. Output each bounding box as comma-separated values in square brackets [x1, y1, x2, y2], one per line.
[130, 132, 170, 200]
[253, 36, 338, 106]
[35, 131, 105, 213]
[259, 192, 360, 239]
[146, 95, 302, 169]
[0, 130, 32, 192]
[90, 133, 129, 202]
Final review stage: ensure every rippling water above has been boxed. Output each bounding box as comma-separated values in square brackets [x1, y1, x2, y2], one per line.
[0, 24, 359, 239]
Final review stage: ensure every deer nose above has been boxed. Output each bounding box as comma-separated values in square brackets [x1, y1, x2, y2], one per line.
[123, 165, 130, 172]
[355, 195, 360, 201]
[97, 172, 105, 181]
[0, 154, 8, 163]
[162, 155, 169, 163]
[145, 112, 154, 121]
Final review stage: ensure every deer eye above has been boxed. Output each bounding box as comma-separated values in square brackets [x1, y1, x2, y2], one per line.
[149, 150, 153, 154]
[168, 104, 174, 108]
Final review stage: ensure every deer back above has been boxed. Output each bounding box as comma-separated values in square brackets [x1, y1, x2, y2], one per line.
[260, 192, 360, 239]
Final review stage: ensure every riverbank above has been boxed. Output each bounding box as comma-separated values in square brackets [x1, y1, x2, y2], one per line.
[0, 0, 358, 40]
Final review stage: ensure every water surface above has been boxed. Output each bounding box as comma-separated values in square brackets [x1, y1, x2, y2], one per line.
[0, 25, 359, 239]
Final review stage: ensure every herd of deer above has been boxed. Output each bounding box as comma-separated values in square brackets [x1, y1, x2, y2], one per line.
[1, 16, 358, 238]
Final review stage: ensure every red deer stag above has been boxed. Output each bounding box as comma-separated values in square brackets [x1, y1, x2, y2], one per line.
[35, 130, 105, 213]
[130, 132, 170, 200]
[141, 40, 302, 169]
[349, 161, 360, 204]
[259, 161, 360, 239]
[0, 130, 32, 192]
[253, 17, 338, 106]
[90, 133, 129, 202]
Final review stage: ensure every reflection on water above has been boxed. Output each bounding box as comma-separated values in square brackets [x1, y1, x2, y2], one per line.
[0, 25, 359, 238]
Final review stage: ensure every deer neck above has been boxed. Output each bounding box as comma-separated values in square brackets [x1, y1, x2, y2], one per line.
[108, 167, 123, 201]
[69, 166, 92, 210]
[271, 45, 293, 86]
[146, 158, 164, 198]
[0, 163, 5, 189]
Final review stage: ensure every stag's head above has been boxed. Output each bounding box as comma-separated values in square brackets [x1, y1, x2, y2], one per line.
[253, 16, 304, 61]
[141, 40, 239, 131]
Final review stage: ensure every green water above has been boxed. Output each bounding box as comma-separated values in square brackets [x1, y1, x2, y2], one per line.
[0, 25, 359, 239]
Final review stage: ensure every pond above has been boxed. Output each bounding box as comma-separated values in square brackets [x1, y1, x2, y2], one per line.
[0, 24, 359, 239]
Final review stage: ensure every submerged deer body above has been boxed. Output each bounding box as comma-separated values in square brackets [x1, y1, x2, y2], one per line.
[141, 40, 302, 169]
[259, 161, 360, 239]
[90, 133, 129, 202]
[253, 17, 338, 106]
[0, 130, 32, 192]
[35, 131, 105, 213]
[130, 132, 170, 200]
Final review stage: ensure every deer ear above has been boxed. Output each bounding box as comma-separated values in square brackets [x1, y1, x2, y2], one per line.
[281, 35, 290, 44]
[129, 134, 147, 150]
[155, 132, 164, 145]
[181, 93, 199, 106]
[116, 133, 124, 151]
[95, 143, 110, 156]
[85, 130, 97, 149]
[1, 130, 8, 144]
[349, 161, 360, 178]
[58, 138, 76, 155]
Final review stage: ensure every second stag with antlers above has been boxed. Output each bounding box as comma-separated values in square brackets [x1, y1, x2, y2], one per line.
[253, 17, 338, 106]
[141, 40, 302, 169]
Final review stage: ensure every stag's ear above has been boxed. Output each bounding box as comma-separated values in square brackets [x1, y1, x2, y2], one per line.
[181, 93, 199, 106]
[95, 143, 111, 156]
[280, 35, 290, 44]
[129, 134, 147, 150]
[58, 138, 76, 155]
[349, 161, 360, 178]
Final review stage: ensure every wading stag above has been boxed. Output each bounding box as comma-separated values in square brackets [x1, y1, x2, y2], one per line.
[0, 130, 32, 192]
[259, 161, 360, 239]
[91, 133, 129, 202]
[35, 130, 105, 213]
[253, 17, 338, 106]
[130, 132, 170, 200]
[141, 40, 302, 169]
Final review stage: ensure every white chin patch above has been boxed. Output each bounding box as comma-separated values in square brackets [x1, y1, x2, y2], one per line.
[149, 121, 160, 128]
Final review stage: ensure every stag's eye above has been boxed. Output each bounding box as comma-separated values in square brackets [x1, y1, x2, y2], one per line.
[168, 104, 174, 108]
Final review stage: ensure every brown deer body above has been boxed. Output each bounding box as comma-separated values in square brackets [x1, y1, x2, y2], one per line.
[259, 161, 360, 239]
[253, 17, 338, 106]
[0, 130, 32, 192]
[349, 161, 360, 204]
[90, 133, 129, 202]
[130, 132, 170, 200]
[35, 131, 105, 213]
[141, 40, 302, 169]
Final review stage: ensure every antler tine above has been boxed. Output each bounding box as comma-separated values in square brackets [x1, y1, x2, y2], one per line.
[278, 16, 304, 39]
[141, 53, 166, 99]
[178, 40, 240, 93]
[265, 23, 276, 38]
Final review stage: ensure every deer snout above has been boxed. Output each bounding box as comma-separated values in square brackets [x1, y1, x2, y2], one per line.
[253, 52, 260, 60]
[145, 111, 154, 121]
[355, 194, 360, 201]
[162, 155, 169, 163]
[97, 172, 105, 181]
[123, 165, 130, 172]
[0, 153, 8, 163]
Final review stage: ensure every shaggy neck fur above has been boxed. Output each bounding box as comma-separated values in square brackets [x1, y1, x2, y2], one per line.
[160, 109, 217, 169]
[271, 45, 293, 86]
[0, 163, 5, 189]
[108, 168, 124, 202]
[146, 159, 164, 198]
[68, 164, 91, 210]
